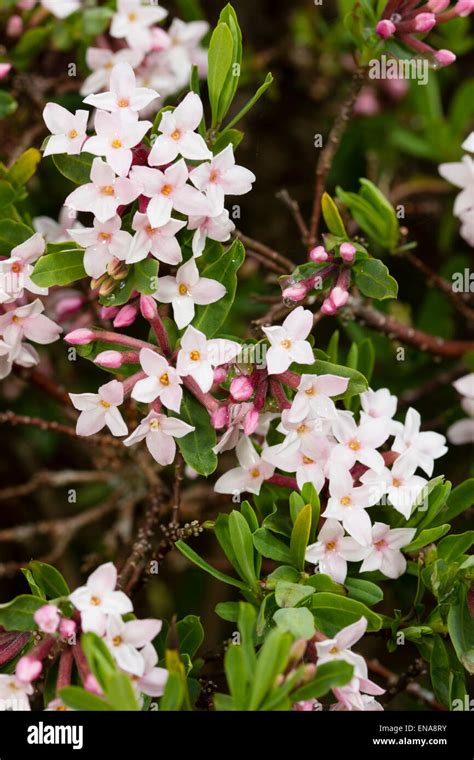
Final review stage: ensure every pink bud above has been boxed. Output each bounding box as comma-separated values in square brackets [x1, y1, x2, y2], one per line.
[85, 673, 102, 694]
[414, 12, 437, 32]
[282, 282, 307, 302]
[375, 19, 396, 38]
[427, 0, 449, 11]
[309, 245, 329, 262]
[0, 63, 12, 81]
[211, 406, 229, 429]
[33, 604, 60, 634]
[113, 304, 137, 328]
[455, 0, 474, 16]
[140, 294, 157, 320]
[213, 366, 227, 384]
[321, 297, 338, 315]
[99, 305, 119, 320]
[65, 328, 95, 345]
[354, 88, 380, 116]
[95, 350, 123, 368]
[230, 375, 255, 401]
[330, 286, 349, 309]
[435, 49, 456, 65]
[6, 15, 23, 37]
[16, 655, 42, 683]
[149, 27, 171, 52]
[339, 242, 356, 263]
[59, 619, 77, 639]
[244, 408, 259, 436]
[55, 295, 83, 320]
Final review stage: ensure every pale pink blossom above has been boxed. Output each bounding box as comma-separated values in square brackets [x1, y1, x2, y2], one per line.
[105, 615, 162, 676]
[135, 643, 168, 697]
[448, 372, 474, 444]
[262, 436, 330, 491]
[69, 379, 128, 437]
[33, 206, 81, 243]
[33, 604, 60, 634]
[358, 522, 416, 579]
[439, 154, 474, 216]
[0, 232, 46, 303]
[81, 48, 144, 96]
[41, 0, 80, 18]
[110, 0, 168, 51]
[149, 92, 211, 166]
[287, 373, 349, 423]
[305, 519, 368, 583]
[84, 62, 158, 115]
[126, 213, 185, 265]
[316, 617, 368, 677]
[132, 348, 183, 412]
[391, 407, 447, 476]
[123, 410, 194, 465]
[0, 300, 62, 346]
[85, 110, 152, 177]
[43, 103, 88, 157]
[187, 210, 234, 258]
[66, 158, 140, 223]
[360, 453, 427, 519]
[176, 325, 240, 392]
[262, 307, 314, 375]
[214, 437, 275, 496]
[130, 160, 210, 228]
[330, 413, 389, 472]
[189, 144, 255, 215]
[360, 387, 397, 428]
[69, 562, 133, 636]
[68, 216, 132, 279]
[323, 466, 380, 545]
[154, 257, 226, 329]
[0, 674, 33, 711]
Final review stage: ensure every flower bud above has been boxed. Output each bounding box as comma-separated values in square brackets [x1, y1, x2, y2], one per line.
[339, 242, 356, 263]
[140, 294, 157, 320]
[0, 63, 12, 80]
[244, 407, 259, 436]
[211, 406, 229, 429]
[213, 366, 227, 384]
[85, 673, 102, 695]
[330, 285, 349, 309]
[321, 297, 337, 315]
[100, 305, 119, 320]
[113, 304, 137, 328]
[414, 12, 436, 32]
[16, 655, 42, 683]
[107, 258, 129, 280]
[98, 277, 117, 297]
[375, 19, 396, 38]
[309, 245, 329, 262]
[282, 282, 307, 302]
[427, 0, 449, 11]
[95, 350, 123, 368]
[33, 604, 60, 634]
[230, 375, 255, 401]
[7, 15, 23, 37]
[59, 619, 77, 640]
[55, 295, 83, 320]
[65, 328, 95, 345]
[435, 48, 456, 66]
[455, 0, 474, 16]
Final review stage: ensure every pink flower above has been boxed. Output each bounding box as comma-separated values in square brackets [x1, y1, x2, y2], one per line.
[448, 373, 474, 444]
[154, 258, 226, 329]
[132, 348, 183, 412]
[435, 49, 456, 66]
[126, 212, 185, 265]
[81, 48, 144, 97]
[0, 232, 46, 303]
[177, 325, 240, 392]
[263, 437, 329, 491]
[85, 110, 152, 177]
[339, 242, 356, 263]
[309, 246, 329, 262]
[358, 522, 416, 579]
[130, 160, 210, 228]
[305, 519, 367, 583]
[455, 0, 474, 17]
[123, 410, 194, 465]
[65, 328, 95, 345]
[68, 216, 131, 279]
[110, 0, 168, 52]
[214, 437, 275, 496]
[189, 144, 255, 215]
[0, 300, 62, 346]
[105, 615, 162, 676]
[262, 306, 314, 375]
[135, 643, 168, 697]
[66, 158, 140, 223]
[375, 19, 396, 38]
[330, 413, 389, 472]
[69, 379, 128, 437]
[59, 619, 76, 639]
[33, 604, 60, 634]
[316, 617, 368, 676]
[323, 466, 380, 545]
[187, 210, 234, 258]
[43, 104, 88, 157]
[149, 92, 211, 166]
[361, 453, 427, 519]
[84, 62, 158, 114]
[0, 63, 12, 80]
[15, 656, 42, 684]
[288, 373, 349, 423]
[69, 562, 133, 636]
[391, 407, 447, 476]
[0, 674, 33, 710]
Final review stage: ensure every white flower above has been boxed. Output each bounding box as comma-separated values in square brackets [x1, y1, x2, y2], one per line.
[105, 615, 162, 676]
[323, 466, 380, 545]
[66, 157, 140, 223]
[131, 348, 183, 412]
[68, 216, 132, 279]
[135, 643, 168, 697]
[123, 411, 194, 465]
[189, 144, 256, 215]
[81, 48, 144, 97]
[69, 379, 128, 437]
[69, 562, 133, 636]
[358, 522, 416, 579]
[110, 0, 168, 52]
[391, 407, 447, 476]
[149, 92, 211, 166]
[177, 325, 240, 392]
[214, 437, 274, 496]
[126, 213, 185, 265]
[84, 63, 159, 114]
[85, 110, 152, 177]
[262, 307, 314, 375]
[287, 373, 349, 423]
[361, 453, 427, 519]
[42, 103, 88, 157]
[448, 372, 474, 444]
[0, 233, 46, 303]
[0, 675, 33, 711]
[154, 258, 226, 329]
[187, 210, 235, 258]
[305, 519, 367, 583]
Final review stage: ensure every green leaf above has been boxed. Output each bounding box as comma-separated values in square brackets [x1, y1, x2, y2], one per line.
[312, 593, 383, 636]
[301, 483, 320, 543]
[211, 128, 244, 154]
[12, 26, 50, 67]
[29, 561, 70, 599]
[248, 628, 292, 710]
[0, 180, 15, 207]
[21, 569, 46, 600]
[133, 257, 159, 295]
[448, 584, 474, 674]
[224, 641, 248, 710]
[292, 660, 354, 701]
[174, 391, 217, 476]
[82, 7, 114, 35]
[30, 247, 86, 287]
[264, 566, 300, 589]
[175, 539, 248, 590]
[438, 531, 474, 563]
[290, 503, 312, 571]
[193, 240, 245, 337]
[345, 578, 383, 607]
[160, 671, 184, 711]
[215, 601, 240, 622]
[353, 258, 398, 300]
[106, 672, 140, 711]
[273, 607, 315, 639]
[305, 573, 345, 595]
[237, 602, 257, 680]
[321, 193, 347, 237]
[0, 219, 33, 255]
[253, 528, 292, 564]
[176, 615, 204, 659]
[0, 91, 17, 119]
[356, 338, 375, 385]
[439, 479, 474, 524]
[52, 152, 94, 185]
[208, 23, 234, 127]
[81, 632, 117, 693]
[0, 595, 45, 631]
[275, 582, 315, 608]
[59, 686, 113, 711]
[7, 148, 41, 188]
[404, 524, 450, 553]
[430, 635, 451, 709]
[216, 4, 242, 122]
[228, 510, 258, 588]
[224, 72, 274, 131]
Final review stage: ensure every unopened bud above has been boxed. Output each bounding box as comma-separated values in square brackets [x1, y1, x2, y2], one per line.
[140, 294, 157, 320]
[16, 655, 42, 683]
[107, 258, 129, 280]
[321, 297, 337, 315]
[211, 406, 229, 429]
[309, 245, 329, 262]
[375, 19, 396, 38]
[414, 12, 436, 32]
[65, 328, 95, 345]
[454, 0, 474, 16]
[99, 277, 117, 296]
[95, 350, 123, 368]
[213, 366, 228, 384]
[435, 48, 456, 66]
[282, 282, 307, 302]
[244, 407, 259, 435]
[230, 375, 255, 401]
[113, 304, 137, 328]
[339, 242, 356, 263]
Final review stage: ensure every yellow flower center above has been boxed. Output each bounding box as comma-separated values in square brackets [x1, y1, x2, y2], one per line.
[326, 541, 336, 552]
[112, 635, 123, 647]
[303, 455, 314, 464]
[68, 129, 78, 139]
[190, 350, 200, 361]
[297, 424, 307, 434]
[178, 283, 188, 295]
[209, 169, 219, 183]
[99, 232, 111, 242]
[329, 646, 339, 654]
[128, 12, 137, 21]
[348, 439, 361, 451]
[250, 468, 260, 478]
[101, 185, 115, 196]
[145, 224, 156, 236]
[305, 386, 315, 395]
[375, 539, 386, 550]
[392, 477, 402, 488]
[161, 184, 173, 196]
[160, 372, 170, 386]
[149, 419, 161, 430]
[90, 596, 101, 606]
[340, 496, 351, 506]
[111, 139, 122, 149]
[11, 315, 21, 323]
[117, 98, 129, 108]
[10, 262, 21, 273]
[280, 339, 292, 349]
[100, 400, 111, 409]
[171, 129, 181, 140]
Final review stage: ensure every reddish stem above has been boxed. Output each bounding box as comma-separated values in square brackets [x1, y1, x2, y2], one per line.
[57, 647, 73, 690]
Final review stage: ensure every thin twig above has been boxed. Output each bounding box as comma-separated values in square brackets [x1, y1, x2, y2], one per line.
[276, 189, 310, 243]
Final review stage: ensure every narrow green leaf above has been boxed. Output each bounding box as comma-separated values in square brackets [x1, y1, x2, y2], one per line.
[175, 539, 248, 590]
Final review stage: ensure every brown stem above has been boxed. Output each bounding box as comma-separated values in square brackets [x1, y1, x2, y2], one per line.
[276, 189, 310, 244]
[233, 230, 293, 274]
[402, 250, 474, 321]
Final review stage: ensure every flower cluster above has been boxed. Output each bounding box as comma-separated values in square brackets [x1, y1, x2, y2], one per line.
[439, 131, 474, 247]
[375, 0, 474, 65]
